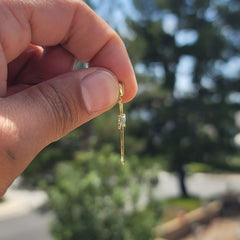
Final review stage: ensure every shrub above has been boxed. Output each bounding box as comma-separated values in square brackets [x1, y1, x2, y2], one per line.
[48, 146, 161, 240]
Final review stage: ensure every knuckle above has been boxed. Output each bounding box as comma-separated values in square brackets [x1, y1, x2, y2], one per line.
[0, 2, 31, 59]
[37, 83, 78, 137]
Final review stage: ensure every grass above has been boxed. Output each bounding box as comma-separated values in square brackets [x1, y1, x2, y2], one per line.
[161, 197, 202, 222]
[188, 163, 215, 173]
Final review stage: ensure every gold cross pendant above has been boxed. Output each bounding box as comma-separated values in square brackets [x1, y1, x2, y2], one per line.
[118, 84, 126, 165]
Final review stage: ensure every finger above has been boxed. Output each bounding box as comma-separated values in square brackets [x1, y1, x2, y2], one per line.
[7, 84, 29, 96]
[8, 45, 75, 86]
[7, 44, 43, 84]
[0, 0, 137, 99]
[0, 67, 119, 196]
[38, 46, 76, 80]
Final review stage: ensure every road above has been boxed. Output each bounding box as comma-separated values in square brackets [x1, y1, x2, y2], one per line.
[0, 211, 52, 240]
[154, 172, 240, 199]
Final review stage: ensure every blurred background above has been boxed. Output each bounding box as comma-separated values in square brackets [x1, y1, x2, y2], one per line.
[1, 0, 240, 239]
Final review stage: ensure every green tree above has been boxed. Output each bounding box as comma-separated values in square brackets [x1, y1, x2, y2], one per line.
[126, 0, 240, 196]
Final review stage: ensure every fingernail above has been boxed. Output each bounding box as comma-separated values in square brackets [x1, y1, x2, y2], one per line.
[81, 70, 119, 114]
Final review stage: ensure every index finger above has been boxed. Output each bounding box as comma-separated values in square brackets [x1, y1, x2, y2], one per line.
[0, 0, 137, 101]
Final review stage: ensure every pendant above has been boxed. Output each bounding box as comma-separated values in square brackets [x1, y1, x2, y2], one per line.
[118, 84, 126, 165]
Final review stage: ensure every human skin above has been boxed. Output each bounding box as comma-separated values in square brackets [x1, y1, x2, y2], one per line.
[0, 0, 137, 198]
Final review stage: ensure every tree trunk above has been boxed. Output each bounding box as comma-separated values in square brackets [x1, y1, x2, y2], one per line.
[176, 161, 189, 198]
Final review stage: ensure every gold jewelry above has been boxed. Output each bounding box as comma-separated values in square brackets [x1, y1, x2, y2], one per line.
[118, 84, 126, 165]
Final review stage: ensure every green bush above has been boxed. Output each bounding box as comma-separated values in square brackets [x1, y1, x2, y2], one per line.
[48, 146, 161, 240]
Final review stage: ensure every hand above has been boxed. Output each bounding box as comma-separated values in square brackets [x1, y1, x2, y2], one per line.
[0, 0, 137, 197]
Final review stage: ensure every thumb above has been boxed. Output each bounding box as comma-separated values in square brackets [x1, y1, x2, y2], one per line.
[0, 68, 119, 194]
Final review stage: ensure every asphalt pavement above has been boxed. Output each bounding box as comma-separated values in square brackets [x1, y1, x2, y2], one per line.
[0, 211, 52, 240]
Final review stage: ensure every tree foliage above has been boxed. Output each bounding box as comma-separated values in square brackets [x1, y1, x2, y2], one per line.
[126, 0, 240, 196]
